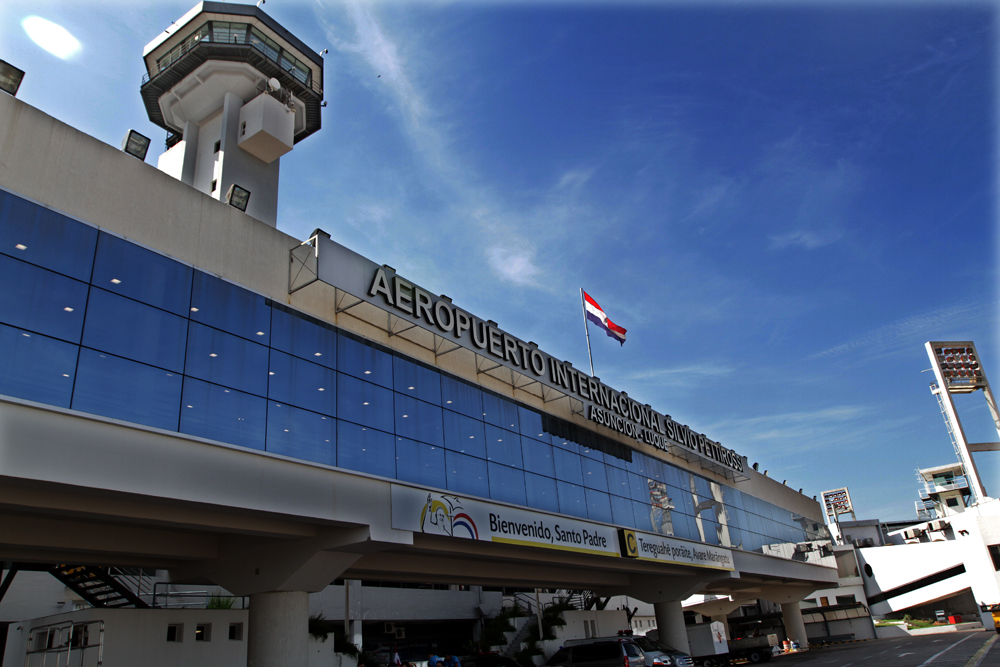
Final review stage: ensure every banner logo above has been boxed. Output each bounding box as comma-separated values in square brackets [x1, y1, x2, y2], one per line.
[419, 493, 478, 539]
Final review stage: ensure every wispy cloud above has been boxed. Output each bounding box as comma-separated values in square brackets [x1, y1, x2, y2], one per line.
[486, 245, 542, 287]
[810, 300, 994, 360]
[626, 363, 736, 383]
[769, 228, 842, 250]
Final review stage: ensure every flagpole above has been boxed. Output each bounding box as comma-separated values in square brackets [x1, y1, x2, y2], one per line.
[580, 288, 595, 377]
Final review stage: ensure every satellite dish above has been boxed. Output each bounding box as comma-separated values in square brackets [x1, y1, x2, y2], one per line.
[268, 77, 281, 92]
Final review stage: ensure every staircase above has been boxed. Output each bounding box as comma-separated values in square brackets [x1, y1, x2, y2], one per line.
[49, 565, 150, 609]
[502, 616, 538, 659]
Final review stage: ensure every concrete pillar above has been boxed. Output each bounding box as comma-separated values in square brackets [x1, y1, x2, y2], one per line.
[780, 602, 808, 649]
[654, 600, 690, 654]
[248, 590, 309, 667]
[180, 119, 199, 187]
[711, 615, 730, 641]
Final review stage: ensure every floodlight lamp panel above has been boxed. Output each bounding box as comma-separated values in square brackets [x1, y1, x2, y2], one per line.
[0, 60, 25, 96]
[226, 184, 251, 212]
[121, 129, 151, 161]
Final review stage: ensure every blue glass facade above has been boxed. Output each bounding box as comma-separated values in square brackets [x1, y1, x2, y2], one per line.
[0, 189, 817, 553]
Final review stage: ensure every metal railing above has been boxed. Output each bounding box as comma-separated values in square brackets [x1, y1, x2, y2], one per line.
[141, 29, 322, 97]
[24, 620, 104, 667]
[151, 583, 248, 609]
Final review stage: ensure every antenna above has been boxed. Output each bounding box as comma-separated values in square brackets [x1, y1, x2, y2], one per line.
[268, 77, 281, 92]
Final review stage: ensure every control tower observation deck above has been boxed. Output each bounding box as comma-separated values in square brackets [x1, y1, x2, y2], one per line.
[139, 2, 324, 226]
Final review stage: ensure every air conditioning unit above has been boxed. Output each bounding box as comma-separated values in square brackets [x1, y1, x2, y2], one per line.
[929, 520, 949, 531]
[384, 623, 395, 634]
[862, 538, 875, 547]
[395, 627, 406, 639]
[903, 528, 924, 540]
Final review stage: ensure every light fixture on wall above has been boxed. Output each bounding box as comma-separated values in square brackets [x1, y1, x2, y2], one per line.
[121, 130, 151, 161]
[0, 60, 25, 96]
[225, 184, 251, 212]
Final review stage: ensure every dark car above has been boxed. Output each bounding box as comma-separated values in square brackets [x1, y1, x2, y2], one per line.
[545, 640, 646, 667]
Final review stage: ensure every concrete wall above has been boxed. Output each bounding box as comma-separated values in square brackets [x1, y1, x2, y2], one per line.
[2, 608, 249, 667]
[193, 109, 223, 195]
[0, 571, 76, 623]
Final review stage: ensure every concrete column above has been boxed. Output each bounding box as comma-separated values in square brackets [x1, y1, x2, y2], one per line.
[653, 600, 689, 654]
[247, 590, 309, 667]
[780, 602, 808, 649]
[711, 615, 730, 641]
[180, 120, 199, 186]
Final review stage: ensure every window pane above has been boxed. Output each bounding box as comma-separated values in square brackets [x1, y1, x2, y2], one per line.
[266, 402, 336, 466]
[338, 335, 392, 388]
[554, 446, 584, 486]
[270, 308, 336, 368]
[185, 322, 268, 395]
[441, 376, 482, 419]
[672, 512, 697, 542]
[395, 437, 445, 489]
[92, 232, 192, 315]
[488, 463, 526, 506]
[611, 495, 636, 529]
[0, 324, 77, 407]
[445, 450, 489, 498]
[442, 409, 486, 458]
[393, 356, 441, 405]
[579, 441, 604, 461]
[633, 500, 654, 532]
[180, 377, 266, 450]
[73, 349, 182, 431]
[603, 450, 628, 469]
[628, 473, 650, 503]
[337, 421, 395, 478]
[482, 393, 518, 431]
[521, 439, 555, 478]
[0, 255, 87, 342]
[83, 289, 188, 372]
[517, 407, 550, 443]
[581, 456, 609, 492]
[395, 394, 443, 446]
[267, 350, 336, 416]
[525, 473, 559, 513]
[557, 481, 587, 518]
[485, 425, 522, 468]
[627, 453, 649, 478]
[0, 191, 97, 281]
[606, 466, 630, 498]
[586, 489, 613, 523]
[337, 373, 394, 430]
[190, 271, 270, 343]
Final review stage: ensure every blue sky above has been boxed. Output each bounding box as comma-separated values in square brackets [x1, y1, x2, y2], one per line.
[1, 0, 997, 521]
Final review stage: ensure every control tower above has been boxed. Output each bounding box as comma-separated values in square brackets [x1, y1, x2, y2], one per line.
[139, 2, 324, 226]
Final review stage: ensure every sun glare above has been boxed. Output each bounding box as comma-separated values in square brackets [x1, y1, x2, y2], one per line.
[22, 16, 82, 60]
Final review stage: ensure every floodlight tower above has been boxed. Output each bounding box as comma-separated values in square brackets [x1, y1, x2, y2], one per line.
[139, 2, 324, 226]
[925, 341, 1000, 505]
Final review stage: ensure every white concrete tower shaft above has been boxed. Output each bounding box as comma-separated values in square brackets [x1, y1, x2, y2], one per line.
[139, 2, 324, 226]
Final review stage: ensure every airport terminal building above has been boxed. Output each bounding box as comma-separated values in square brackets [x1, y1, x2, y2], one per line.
[0, 4, 839, 666]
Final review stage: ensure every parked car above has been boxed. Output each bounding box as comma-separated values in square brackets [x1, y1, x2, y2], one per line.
[545, 639, 646, 667]
[562, 637, 691, 667]
[627, 636, 693, 667]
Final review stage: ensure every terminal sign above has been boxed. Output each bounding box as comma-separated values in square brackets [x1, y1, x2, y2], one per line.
[391, 485, 620, 557]
[366, 266, 744, 475]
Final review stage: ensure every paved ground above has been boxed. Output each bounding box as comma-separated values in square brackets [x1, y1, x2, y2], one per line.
[769, 631, 1000, 667]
